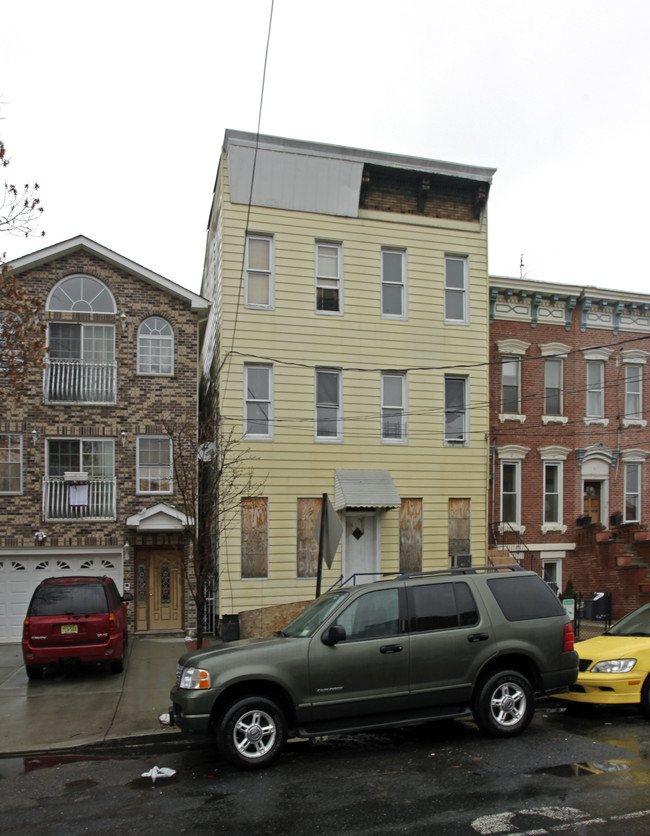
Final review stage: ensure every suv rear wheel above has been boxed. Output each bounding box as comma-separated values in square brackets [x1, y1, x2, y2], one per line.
[216, 696, 287, 770]
[472, 670, 534, 737]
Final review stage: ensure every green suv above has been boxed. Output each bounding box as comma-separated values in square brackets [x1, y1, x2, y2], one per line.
[170, 567, 578, 769]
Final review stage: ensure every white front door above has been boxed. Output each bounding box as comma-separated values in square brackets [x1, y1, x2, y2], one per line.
[343, 513, 379, 584]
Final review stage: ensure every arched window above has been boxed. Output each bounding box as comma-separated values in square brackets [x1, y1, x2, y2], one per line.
[138, 317, 174, 375]
[47, 275, 116, 314]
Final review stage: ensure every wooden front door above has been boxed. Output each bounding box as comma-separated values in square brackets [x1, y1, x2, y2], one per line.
[583, 481, 601, 525]
[135, 549, 183, 632]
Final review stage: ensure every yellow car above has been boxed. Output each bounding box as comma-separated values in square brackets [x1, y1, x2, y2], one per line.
[554, 602, 650, 715]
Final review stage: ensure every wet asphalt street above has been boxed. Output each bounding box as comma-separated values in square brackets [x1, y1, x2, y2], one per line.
[2, 701, 650, 836]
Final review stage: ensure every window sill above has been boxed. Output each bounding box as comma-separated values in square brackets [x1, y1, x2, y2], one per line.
[584, 418, 609, 427]
[499, 413, 526, 424]
[622, 418, 647, 429]
[541, 524, 567, 534]
[542, 415, 568, 426]
[498, 523, 525, 535]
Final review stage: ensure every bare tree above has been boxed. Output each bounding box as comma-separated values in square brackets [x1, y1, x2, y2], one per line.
[163, 411, 264, 649]
[1, 138, 44, 239]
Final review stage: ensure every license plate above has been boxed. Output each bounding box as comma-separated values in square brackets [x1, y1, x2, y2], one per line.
[61, 624, 78, 634]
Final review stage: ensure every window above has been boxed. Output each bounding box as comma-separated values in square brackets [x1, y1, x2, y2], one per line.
[625, 365, 643, 420]
[444, 376, 468, 444]
[244, 365, 273, 439]
[297, 498, 321, 578]
[315, 369, 342, 441]
[444, 256, 468, 324]
[586, 361, 604, 418]
[138, 317, 174, 375]
[245, 234, 274, 309]
[544, 462, 561, 524]
[137, 436, 172, 493]
[407, 582, 478, 632]
[45, 439, 115, 519]
[544, 359, 562, 416]
[381, 248, 406, 318]
[0, 433, 22, 493]
[625, 463, 641, 522]
[315, 242, 342, 313]
[47, 275, 117, 314]
[487, 575, 565, 621]
[501, 358, 520, 414]
[381, 373, 407, 441]
[335, 588, 400, 640]
[47, 438, 114, 478]
[241, 497, 268, 579]
[501, 461, 520, 525]
[399, 498, 423, 573]
[46, 322, 115, 402]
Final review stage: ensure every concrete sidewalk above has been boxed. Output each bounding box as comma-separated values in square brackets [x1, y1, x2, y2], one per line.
[0, 636, 192, 756]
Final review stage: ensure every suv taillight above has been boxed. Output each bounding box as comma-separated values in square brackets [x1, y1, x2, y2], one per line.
[563, 622, 575, 652]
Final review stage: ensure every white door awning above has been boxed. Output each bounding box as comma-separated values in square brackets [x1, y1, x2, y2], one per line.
[334, 470, 401, 511]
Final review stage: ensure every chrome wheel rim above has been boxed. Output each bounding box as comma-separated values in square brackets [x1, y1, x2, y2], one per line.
[490, 682, 526, 727]
[233, 708, 277, 759]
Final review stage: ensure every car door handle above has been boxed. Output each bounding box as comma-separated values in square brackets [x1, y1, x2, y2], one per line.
[468, 632, 489, 643]
[380, 644, 403, 654]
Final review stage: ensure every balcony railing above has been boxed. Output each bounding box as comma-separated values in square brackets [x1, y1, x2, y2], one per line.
[43, 477, 116, 520]
[44, 359, 117, 404]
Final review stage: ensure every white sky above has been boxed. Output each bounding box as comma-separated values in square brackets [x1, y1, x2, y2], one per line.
[1, 0, 649, 296]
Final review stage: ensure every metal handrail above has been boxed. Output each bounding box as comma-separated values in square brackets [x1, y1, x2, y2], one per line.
[489, 521, 557, 588]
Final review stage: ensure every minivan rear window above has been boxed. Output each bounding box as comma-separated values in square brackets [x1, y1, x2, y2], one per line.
[487, 575, 564, 621]
[29, 584, 108, 617]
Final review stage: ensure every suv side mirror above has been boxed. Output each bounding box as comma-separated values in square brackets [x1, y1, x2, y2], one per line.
[321, 624, 346, 646]
[122, 592, 134, 603]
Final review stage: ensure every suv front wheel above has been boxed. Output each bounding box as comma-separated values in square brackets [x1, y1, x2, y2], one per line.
[216, 696, 288, 770]
[472, 670, 534, 737]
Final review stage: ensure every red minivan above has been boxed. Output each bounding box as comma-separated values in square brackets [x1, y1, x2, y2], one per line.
[22, 576, 133, 679]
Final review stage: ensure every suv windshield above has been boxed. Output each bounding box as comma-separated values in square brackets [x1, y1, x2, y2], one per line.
[29, 584, 108, 617]
[282, 591, 349, 637]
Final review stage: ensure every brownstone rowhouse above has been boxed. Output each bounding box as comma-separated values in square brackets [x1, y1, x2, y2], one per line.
[0, 236, 209, 641]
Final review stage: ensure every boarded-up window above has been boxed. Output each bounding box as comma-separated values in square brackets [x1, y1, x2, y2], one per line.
[400, 498, 422, 572]
[241, 497, 268, 578]
[448, 498, 471, 559]
[297, 498, 320, 578]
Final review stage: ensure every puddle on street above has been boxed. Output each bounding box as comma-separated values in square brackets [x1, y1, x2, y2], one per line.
[0, 754, 126, 780]
[536, 760, 631, 778]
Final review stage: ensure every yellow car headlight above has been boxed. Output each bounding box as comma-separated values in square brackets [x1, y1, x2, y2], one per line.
[590, 659, 637, 674]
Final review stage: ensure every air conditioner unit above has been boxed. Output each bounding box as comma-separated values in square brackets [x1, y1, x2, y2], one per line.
[64, 471, 89, 483]
[452, 553, 472, 568]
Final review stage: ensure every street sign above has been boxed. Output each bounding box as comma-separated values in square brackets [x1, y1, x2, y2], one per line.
[314, 494, 342, 569]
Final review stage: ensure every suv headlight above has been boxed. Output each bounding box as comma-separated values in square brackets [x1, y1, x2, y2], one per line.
[179, 666, 211, 689]
[590, 659, 636, 674]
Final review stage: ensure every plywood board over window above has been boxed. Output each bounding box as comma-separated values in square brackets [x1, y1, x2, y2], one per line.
[448, 498, 471, 558]
[241, 497, 268, 578]
[297, 498, 320, 578]
[400, 498, 422, 573]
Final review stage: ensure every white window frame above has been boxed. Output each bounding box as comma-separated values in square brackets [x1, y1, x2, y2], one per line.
[381, 248, 407, 320]
[315, 241, 343, 315]
[501, 357, 520, 416]
[381, 372, 407, 443]
[137, 316, 174, 375]
[501, 460, 521, 526]
[444, 255, 469, 325]
[444, 376, 469, 445]
[543, 358, 563, 418]
[315, 368, 342, 442]
[0, 433, 22, 494]
[586, 361, 604, 419]
[543, 461, 563, 526]
[244, 364, 273, 440]
[625, 364, 643, 421]
[136, 435, 173, 495]
[245, 233, 274, 310]
[625, 462, 641, 523]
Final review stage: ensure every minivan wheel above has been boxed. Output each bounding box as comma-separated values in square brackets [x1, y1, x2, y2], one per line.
[25, 665, 43, 681]
[472, 670, 534, 737]
[216, 696, 287, 770]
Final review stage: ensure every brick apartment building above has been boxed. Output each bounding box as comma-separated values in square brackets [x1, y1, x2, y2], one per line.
[489, 276, 650, 618]
[0, 236, 209, 642]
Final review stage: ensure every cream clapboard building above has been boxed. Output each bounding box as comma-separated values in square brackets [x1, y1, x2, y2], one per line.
[201, 131, 495, 633]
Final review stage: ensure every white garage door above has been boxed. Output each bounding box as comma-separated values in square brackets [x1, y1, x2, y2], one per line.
[0, 554, 124, 642]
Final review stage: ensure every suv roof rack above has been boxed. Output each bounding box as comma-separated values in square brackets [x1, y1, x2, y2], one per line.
[401, 565, 525, 579]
